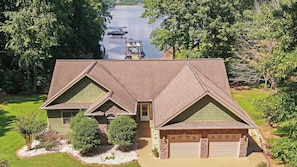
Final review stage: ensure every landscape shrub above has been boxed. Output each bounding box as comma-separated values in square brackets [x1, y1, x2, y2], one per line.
[38, 128, 62, 151]
[152, 147, 159, 158]
[0, 160, 9, 167]
[70, 111, 85, 129]
[256, 162, 268, 167]
[70, 113, 101, 155]
[107, 115, 137, 151]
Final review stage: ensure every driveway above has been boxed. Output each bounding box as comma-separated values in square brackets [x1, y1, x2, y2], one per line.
[137, 122, 268, 167]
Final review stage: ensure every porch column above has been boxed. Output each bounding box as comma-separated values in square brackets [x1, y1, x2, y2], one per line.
[239, 135, 248, 157]
[159, 136, 169, 159]
[200, 138, 208, 158]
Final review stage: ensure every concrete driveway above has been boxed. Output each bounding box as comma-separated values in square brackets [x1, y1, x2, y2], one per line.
[137, 122, 268, 167]
[137, 137, 268, 167]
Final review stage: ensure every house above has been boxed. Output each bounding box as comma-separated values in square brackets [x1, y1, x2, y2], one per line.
[40, 59, 257, 159]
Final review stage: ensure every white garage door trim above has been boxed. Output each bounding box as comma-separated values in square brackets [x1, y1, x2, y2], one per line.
[168, 134, 201, 158]
[208, 134, 240, 157]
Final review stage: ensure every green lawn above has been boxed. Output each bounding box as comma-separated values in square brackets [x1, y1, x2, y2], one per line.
[0, 89, 271, 166]
[0, 94, 140, 167]
[231, 88, 272, 126]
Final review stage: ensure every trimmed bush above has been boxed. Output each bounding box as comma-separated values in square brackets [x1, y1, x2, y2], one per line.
[70, 111, 85, 129]
[70, 113, 101, 154]
[107, 115, 137, 150]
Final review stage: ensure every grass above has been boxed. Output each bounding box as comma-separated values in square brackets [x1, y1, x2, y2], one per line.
[231, 88, 273, 126]
[0, 88, 272, 166]
[0, 94, 140, 167]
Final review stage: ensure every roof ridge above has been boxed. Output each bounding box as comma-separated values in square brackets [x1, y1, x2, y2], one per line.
[97, 61, 137, 100]
[187, 63, 209, 92]
[84, 61, 97, 74]
[154, 64, 207, 128]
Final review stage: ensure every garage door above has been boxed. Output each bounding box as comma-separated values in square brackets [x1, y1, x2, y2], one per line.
[208, 134, 240, 157]
[168, 134, 201, 158]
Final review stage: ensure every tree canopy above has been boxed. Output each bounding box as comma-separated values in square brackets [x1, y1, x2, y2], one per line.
[142, 0, 253, 59]
[0, 0, 109, 93]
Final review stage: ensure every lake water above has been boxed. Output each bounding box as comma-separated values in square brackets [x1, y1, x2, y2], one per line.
[102, 5, 164, 59]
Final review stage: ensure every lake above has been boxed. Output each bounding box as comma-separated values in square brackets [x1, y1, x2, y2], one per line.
[102, 5, 164, 59]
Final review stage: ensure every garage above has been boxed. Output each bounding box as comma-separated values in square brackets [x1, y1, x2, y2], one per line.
[208, 134, 240, 157]
[168, 134, 201, 158]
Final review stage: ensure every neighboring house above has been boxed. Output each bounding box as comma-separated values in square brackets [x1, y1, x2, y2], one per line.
[40, 59, 257, 159]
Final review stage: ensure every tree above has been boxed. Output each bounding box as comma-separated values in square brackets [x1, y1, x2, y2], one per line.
[142, 0, 253, 59]
[268, 137, 297, 167]
[10, 112, 47, 150]
[107, 115, 137, 150]
[235, 1, 297, 90]
[1, 0, 58, 93]
[70, 112, 101, 154]
[0, 0, 109, 93]
[254, 91, 296, 125]
[228, 60, 263, 86]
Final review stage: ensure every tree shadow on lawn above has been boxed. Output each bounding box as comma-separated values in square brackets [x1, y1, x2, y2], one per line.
[0, 109, 16, 136]
[0, 94, 47, 105]
[0, 94, 46, 137]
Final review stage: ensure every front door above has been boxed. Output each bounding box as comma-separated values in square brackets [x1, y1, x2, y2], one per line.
[140, 103, 149, 121]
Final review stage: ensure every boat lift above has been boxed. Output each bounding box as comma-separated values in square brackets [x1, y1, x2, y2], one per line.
[125, 38, 145, 59]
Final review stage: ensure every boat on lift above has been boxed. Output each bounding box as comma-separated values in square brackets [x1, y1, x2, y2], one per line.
[106, 26, 128, 36]
[125, 38, 145, 59]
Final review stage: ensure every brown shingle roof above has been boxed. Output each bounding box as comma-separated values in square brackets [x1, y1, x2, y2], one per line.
[42, 59, 256, 129]
[154, 63, 256, 129]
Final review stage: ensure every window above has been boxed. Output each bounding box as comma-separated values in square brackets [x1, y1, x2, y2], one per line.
[62, 111, 78, 125]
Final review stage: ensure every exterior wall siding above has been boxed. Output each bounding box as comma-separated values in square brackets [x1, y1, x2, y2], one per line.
[54, 77, 107, 104]
[47, 110, 71, 134]
[170, 96, 241, 123]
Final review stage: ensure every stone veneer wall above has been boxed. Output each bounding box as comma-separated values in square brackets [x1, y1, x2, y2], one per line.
[239, 135, 248, 157]
[200, 138, 208, 158]
[159, 136, 168, 159]
[152, 129, 160, 149]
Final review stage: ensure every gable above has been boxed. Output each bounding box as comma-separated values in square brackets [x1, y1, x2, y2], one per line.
[85, 100, 129, 116]
[168, 95, 243, 125]
[52, 77, 107, 104]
